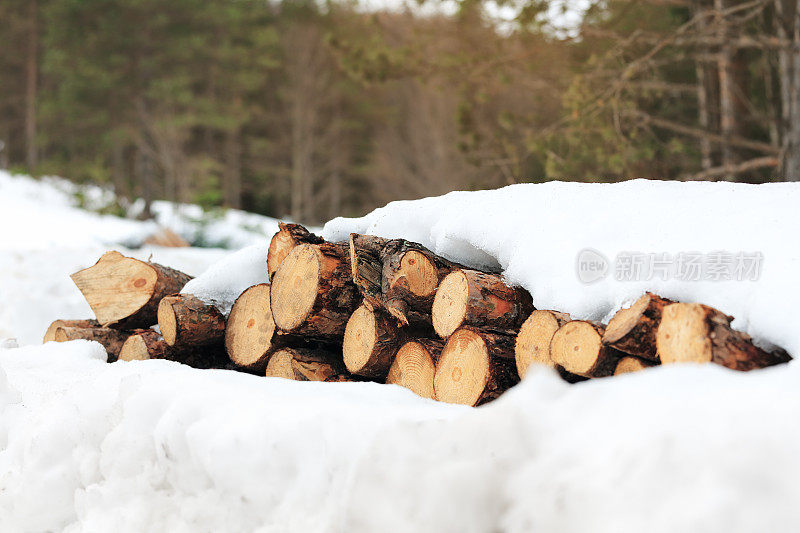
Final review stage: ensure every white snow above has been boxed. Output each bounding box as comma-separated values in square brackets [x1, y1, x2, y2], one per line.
[3, 174, 800, 532]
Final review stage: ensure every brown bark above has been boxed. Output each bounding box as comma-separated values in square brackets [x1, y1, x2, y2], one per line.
[716, 0, 737, 172]
[343, 304, 403, 379]
[270, 242, 359, 340]
[434, 327, 519, 406]
[387, 338, 444, 399]
[43, 319, 99, 343]
[25, 0, 38, 171]
[52, 325, 129, 362]
[118, 329, 226, 368]
[550, 321, 622, 378]
[70, 251, 192, 329]
[603, 293, 673, 362]
[656, 303, 790, 370]
[267, 223, 323, 281]
[265, 347, 345, 381]
[515, 310, 571, 378]
[158, 294, 226, 347]
[614, 356, 657, 375]
[349, 233, 389, 310]
[432, 269, 533, 338]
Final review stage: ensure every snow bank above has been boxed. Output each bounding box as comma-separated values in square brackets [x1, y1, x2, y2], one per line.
[324, 180, 800, 357]
[2, 340, 800, 532]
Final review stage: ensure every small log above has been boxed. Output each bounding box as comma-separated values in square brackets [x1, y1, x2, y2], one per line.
[603, 293, 673, 361]
[614, 356, 656, 375]
[342, 304, 403, 379]
[433, 327, 519, 406]
[324, 374, 369, 383]
[656, 303, 790, 371]
[349, 234, 389, 310]
[270, 242, 359, 340]
[264, 347, 345, 381]
[158, 294, 226, 347]
[70, 251, 192, 329]
[432, 269, 533, 338]
[267, 223, 324, 280]
[514, 310, 571, 378]
[550, 321, 621, 378]
[118, 329, 225, 368]
[380, 239, 461, 326]
[386, 339, 443, 400]
[52, 325, 129, 362]
[43, 319, 99, 343]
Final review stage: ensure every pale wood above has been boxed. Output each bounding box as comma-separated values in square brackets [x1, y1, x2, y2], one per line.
[343, 304, 402, 379]
[43, 319, 98, 343]
[614, 356, 656, 375]
[515, 310, 571, 378]
[267, 223, 323, 280]
[264, 347, 345, 381]
[386, 339, 442, 399]
[603, 292, 673, 361]
[550, 321, 621, 378]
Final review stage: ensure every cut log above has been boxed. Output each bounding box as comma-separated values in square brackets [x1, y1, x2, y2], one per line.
[52, 325, 129, 362]
[550, 321, 621, 378]
[603, 293, 673, 361]
[324, 374, 369, 383]
[264, 347, 345, 381]
[267, 223, 323, 280]
[270, 242, 359, 340]
[380, 239, 461, 326]
[433, 327, 519, 406]
[614, 356, 656, 375]
[386, 339, 443, 399]
[656, 302, 790, 371]
[432, 269, 533, 339]
[43, 319, 99, 343]
[342, 304, 402, 379]
[349, 233, 389, 310]
[70, 251, 192, 329]
[158, 294, 226, 347]
[225, 283, 295, 372]
[514, 310, 571, 378]
[118, 329, 225, 368]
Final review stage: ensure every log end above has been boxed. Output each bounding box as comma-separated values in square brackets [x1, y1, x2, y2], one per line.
[157, 296, 179, 346]
[118, 334, 151, 361]
[270, 244, 321, 331]
[656, 303, 713, 365]
[550, 321, 612, 377]
[393, 250, 439, 297]
[432, 270, 469, 338]
[343, 305, 377, 374]
[515, 310, 565, 377]
[434, 328, 491, 406]
[225, 284, 276, 370]
[387, 341, 437, 399]
[264, 349, 294, 379]
[604, 293, 653, 344]
[614, 356, 654, 375]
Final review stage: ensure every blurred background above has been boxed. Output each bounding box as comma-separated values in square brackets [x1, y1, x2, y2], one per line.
[1, 0, 798, 225]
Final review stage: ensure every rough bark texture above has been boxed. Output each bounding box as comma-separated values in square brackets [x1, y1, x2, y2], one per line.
[349, 233, 390, 310]
[119, 329, 226, 368]
[550, 321, 622, 378]
[515, 310, 571, 378]
[265, 347, 346, 381]
[158, 294, 226, 347]
[270, 242, 360, 340]
[656, 303, 791, 371]
[70, 251, 193, 329]
[387, 338, 444, 399]
[53, 325, 129, 362]
[434, 326, 520, 406]
[267, 223, 324, 280]
[343, 304, 403, 379]
[603, 293, 673, 362]
[43, 319, 99, 343]
[432, 268, 533, 338]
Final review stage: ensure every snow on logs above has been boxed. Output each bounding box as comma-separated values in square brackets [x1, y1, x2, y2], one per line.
[51, 224, 793, 407]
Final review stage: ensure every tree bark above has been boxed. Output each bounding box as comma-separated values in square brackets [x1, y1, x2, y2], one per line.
[118, 329, 227, 368]
[43, 319, 99, 343]
[603, 293, 673, 362]
[264, 347, 345, 381]
[349, 233, 389, 310]
[716, 0, 737, 173]
[551, 321, 622, 378]
[342, 304, 403, 379]
[157, 294, 226, 347]
[53, 325, 129, 362]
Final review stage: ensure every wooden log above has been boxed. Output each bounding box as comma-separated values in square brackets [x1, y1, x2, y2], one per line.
[264, 347, 345, 381]
[432, 269, 533, 339]
[380, 239, 461, 326]
[342, 304, 403, 379]
[70, 251, 192, 329]
[514, 310, 571, 378]
[614, 356, 656, 375]
[225, 283, 297, 372]
[52, 325, 129, 362]
[43, 319, 99, 343]
[267, 223, 324, 280]
[158, 294, 226, 347]
[603, 292, 673, 362]
[433, 327, 519, 406]
[656, 302, 790, 371]
[118, 329, 225, 368]
[270, 242, 359, 340]
[550, 321, 621, 378]
[349, 233, 389, 310]
[386, 339, 443, 400]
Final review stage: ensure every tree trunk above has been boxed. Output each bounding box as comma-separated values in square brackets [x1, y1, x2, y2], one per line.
[70, 251, 192, 328]
[434, 326, 519, 406]
[656, 303, 791, 370]
[432, 269, 533, 338]
[695, 1, 713, 171]
[224, 126, 242, 209]
[603, 292, 673, 362]
[158, 294, 226, 347]
[119, 329, 226, 368]
[342, 304, 403, 379]
[43, 319, 99, 343]
[550, 321, 622, 378]
[264, 347, 345, 381]
[52, 325, 129, 362]
[716, 0, 737, 174]
[387, 338, 443, 399]
[25, 0, 38, 171]
[787, 0, 800, 179]
[349, 234, 390, 310]
[267, 223, 323, 281]
[515, 309, 571, 378]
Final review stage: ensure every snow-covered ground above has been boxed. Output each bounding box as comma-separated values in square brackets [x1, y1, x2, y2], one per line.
[2, 173, 800, 532]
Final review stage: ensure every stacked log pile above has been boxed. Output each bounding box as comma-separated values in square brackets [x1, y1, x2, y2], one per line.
[45, 223, 792, 406]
